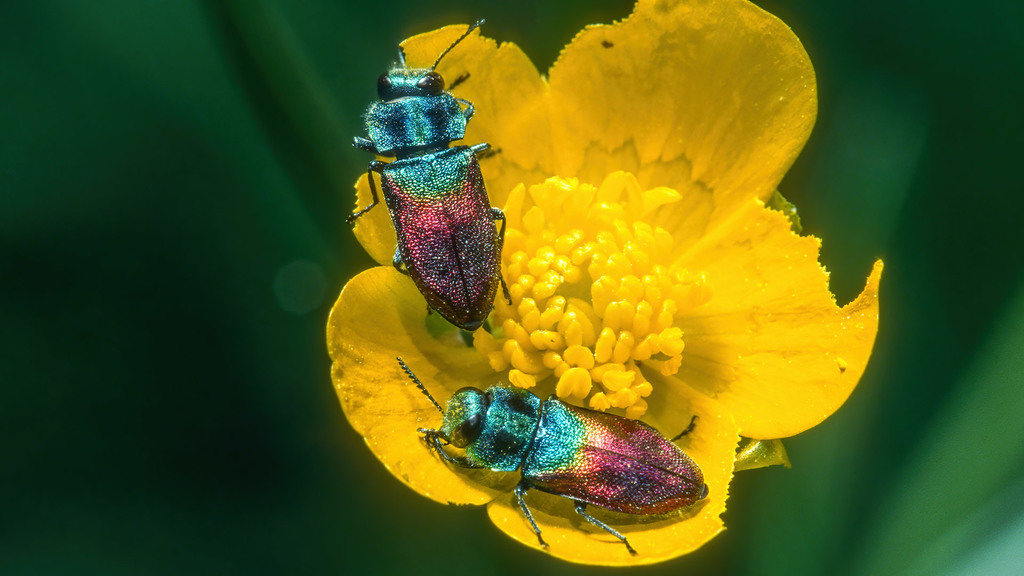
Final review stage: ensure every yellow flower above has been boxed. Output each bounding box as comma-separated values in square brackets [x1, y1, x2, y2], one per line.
[328, 0, 882, 566]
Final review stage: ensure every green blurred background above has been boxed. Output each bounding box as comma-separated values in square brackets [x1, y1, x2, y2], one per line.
[4, 0, 1023, 574]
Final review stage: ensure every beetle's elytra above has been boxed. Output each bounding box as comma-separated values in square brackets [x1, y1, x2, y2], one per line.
[397, 358, 708, 555]
[350, 21, 509, 331]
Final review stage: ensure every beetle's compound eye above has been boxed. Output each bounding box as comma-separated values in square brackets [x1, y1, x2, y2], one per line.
[417, 71, 445, 95]
[449, 413, 482, 448]
[441, 387, 490, 447]
[376, 73, 393, 99]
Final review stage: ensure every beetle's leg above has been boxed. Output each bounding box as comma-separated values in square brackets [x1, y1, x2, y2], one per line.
[418, 429, 486, 469]
[469, 142, 501, 160]
[449, 72, 470, 91]
[454, 96, 475, 120]
[669, 415, 699, 442]
[440, 451, 486, 468]
[491, 206, 506, 241]
[491, 207, 512, 304]
[348, 161, 385, 225]
[353, 136, 379, 154]
[498, 274, 512, 305]
[573, 502, 637, 556]
[392, 247, 410, 276]
[514, 483, 548, 550]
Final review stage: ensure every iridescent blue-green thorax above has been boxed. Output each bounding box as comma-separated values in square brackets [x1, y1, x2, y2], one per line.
[365, 92, 466, 157]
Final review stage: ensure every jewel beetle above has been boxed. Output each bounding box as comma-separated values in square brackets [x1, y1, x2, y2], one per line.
[349, 21, 509, 332]
[397, 358, 708, 555]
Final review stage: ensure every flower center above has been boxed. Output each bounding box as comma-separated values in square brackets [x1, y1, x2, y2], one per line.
[473, 174, 712, 418]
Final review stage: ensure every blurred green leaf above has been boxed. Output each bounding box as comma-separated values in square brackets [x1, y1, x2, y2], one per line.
[206, 0, 350, 253]
[939, 476, 1024, 576]
[852, 278, 1024, 575]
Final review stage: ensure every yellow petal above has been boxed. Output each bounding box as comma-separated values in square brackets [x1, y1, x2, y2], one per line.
[485, 383, 737, 566]
[327, 266, 509, 504]
[548, 0, 816, 216]
[674, 197, 883, 438]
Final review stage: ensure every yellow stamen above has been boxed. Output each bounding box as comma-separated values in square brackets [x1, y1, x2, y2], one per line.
[508, 369, 537, 389]
[589, 392, 611, 411]
[476, 175, 713, 418]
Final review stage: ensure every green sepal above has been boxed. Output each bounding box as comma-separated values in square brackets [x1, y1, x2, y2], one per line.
[767, 190, 803, 234]
[734, 438, 792, 472]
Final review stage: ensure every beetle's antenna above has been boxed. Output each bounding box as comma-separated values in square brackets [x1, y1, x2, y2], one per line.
[397, 357, 444, 414]
[431, 19, 485, 71]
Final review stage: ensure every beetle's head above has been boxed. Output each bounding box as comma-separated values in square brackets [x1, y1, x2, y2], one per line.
[376, 68, 445, 101]
[377, 19, 484, 102]
[438, 387, 491, 448]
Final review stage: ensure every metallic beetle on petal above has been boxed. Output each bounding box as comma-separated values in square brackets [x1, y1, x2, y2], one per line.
[349, 21, 509, 331]
[398, 358, 708, 555]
